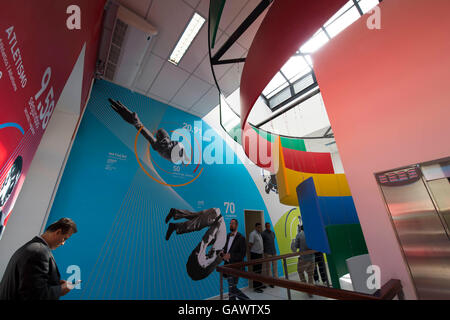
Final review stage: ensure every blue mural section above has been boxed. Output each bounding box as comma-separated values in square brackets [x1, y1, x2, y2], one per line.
[296, 177, 369, 289]
[296, 177, 360, 254]
[46, 80, 270, 299]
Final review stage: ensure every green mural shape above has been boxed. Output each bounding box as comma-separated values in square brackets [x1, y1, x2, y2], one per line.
[325, 224, 368, 289]
[274, 208, 301, 275]
[209, 0, 226, 49]
[274, 207, 330, 279]
[228, 124, 242, 144]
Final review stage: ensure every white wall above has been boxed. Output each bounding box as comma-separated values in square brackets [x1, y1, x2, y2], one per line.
[222, 85, 333, 142]
[260, 93, 330, 137]
[222, 87, 345, 174]
[203, 106, 293, 226]
[0, 46, 87, 277]
[223, 88, 273, 126]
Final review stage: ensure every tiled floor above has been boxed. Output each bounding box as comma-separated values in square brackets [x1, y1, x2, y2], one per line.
[208, 273, 333, 301]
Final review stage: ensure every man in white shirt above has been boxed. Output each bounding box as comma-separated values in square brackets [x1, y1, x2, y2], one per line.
[248, 222, 265, 293]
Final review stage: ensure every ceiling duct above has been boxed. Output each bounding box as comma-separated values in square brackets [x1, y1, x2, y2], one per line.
[97, 1, 158, 90]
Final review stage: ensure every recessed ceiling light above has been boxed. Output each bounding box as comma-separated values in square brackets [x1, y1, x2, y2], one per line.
[169, 13, 205, 65]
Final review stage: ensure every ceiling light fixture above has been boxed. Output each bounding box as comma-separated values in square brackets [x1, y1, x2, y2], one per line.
[169, 13, 205, 65]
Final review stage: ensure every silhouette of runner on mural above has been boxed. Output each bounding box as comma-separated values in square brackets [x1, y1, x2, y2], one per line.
[108, 98, 188, 164]
[165, 208, 227, 281]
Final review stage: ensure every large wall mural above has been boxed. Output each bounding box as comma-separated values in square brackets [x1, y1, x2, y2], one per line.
[45, 80, 276, 299]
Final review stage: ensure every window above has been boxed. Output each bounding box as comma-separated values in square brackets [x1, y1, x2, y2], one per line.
[281, 56, 311, 82]
[358, 0, 380, 14]
[262, 72, 290, 98]
[325, 6, 361, 38]
[324, 1, 355, 27]
[300, 29, 329, 54]
[260, 0, 382, 111]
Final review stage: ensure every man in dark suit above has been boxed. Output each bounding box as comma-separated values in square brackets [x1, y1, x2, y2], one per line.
[0, 217, 77, 300]
[222, 219, 250, 300]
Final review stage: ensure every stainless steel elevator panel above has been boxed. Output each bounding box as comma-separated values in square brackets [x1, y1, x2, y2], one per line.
[377, 162, 450, 300]
[424, 160, 450, 238]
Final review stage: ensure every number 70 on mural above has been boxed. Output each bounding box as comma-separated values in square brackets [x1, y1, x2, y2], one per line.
[224, 202, 235, 214]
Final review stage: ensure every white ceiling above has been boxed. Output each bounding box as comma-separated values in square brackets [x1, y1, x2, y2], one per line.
[108, 0, 268, 118]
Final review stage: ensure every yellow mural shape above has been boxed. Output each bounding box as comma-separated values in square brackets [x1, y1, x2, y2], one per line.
[273, 136, 352, 206]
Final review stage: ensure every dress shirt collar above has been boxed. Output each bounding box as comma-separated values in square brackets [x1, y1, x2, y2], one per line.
[37, 235, 50, 248]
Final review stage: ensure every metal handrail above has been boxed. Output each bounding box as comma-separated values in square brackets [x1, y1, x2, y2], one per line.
[216, 251, 404, 300]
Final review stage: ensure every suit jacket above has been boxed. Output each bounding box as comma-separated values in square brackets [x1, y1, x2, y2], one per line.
[0, 236, 61, 300]
[223, 232, 246, 265]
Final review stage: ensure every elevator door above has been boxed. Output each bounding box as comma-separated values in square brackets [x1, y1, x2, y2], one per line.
[377, 163, 450, 299]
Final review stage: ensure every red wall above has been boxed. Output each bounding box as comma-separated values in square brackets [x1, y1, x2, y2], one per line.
[314, 0, 450, 299]
[0, 0, 105, 230]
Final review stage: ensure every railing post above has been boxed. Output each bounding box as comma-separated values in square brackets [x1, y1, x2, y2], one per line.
[282, 258, 291, 300]
[220, 272, 223, 300]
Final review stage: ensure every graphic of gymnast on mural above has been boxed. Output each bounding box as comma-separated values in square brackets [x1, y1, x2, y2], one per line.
[165, 208, 227, 281]
[108, 98, 188, 164]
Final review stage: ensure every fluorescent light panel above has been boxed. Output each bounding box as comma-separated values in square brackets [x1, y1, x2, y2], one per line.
[169, 13, 205, 65]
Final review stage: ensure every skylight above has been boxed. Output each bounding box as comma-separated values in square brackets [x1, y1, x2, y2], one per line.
[325, 6, 361, 38]
[258, 0, 381, 110]
[324, 1, 354, 27]
[358, 0, 380, 14]
[169, 13, 205, 65]
[300, 29, 329, 54]
[262, 72, 290, 98]
[281, 56, 311, 82]
[304, 55, 313, 67]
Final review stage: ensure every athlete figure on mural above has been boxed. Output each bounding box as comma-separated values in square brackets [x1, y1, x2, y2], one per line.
[261, 169, 278, 195]
[108, 98, 188, 164]
[165, 208, 227, 281]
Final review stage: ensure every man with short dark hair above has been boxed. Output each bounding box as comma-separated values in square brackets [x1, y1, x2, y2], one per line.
[262, 222, 278, 288]
[248, 222, 264, 293]
[0, 218, 77, 300]
[222, 219, 250, 300]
